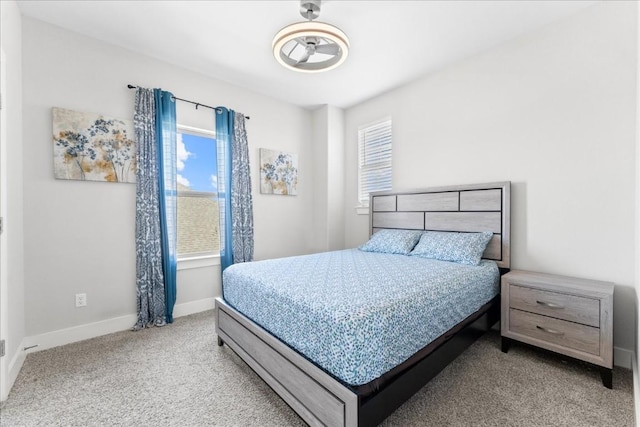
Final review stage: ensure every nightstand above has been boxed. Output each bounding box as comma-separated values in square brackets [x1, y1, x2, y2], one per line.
[500, 270, 614, 388]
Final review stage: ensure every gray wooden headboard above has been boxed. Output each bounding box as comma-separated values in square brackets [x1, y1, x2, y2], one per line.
[369, 181, 511, 269]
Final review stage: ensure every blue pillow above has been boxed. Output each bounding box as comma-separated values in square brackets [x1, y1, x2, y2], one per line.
[358, 229, 423, 255]
[409, 231, 493, 265]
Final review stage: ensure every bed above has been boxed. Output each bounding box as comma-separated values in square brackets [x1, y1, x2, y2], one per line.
[215, 181, 510, 426]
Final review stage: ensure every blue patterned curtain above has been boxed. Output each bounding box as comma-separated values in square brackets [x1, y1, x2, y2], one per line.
[155, 89, 177, 323]
[216, 108, 254, 272]
[133, 88, 177, 329]
[133, 88, 166, 328]
[231, 113, 254, 263]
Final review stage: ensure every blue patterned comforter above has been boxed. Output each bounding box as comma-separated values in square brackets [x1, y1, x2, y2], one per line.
[223, 249, 499, 386]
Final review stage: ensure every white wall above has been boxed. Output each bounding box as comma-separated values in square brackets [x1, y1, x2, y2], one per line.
[21, 18, 314, 339]
[311, 105, 346, 253]
[345, 1, 638, 358]
[326, 106, 346, 251]
[0, 0, 26, 401]
[311, 107, 328, 252]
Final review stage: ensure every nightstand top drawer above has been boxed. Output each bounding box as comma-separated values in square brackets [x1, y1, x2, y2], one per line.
[502, 270, 614, 298]
[509, 285, 599, 327]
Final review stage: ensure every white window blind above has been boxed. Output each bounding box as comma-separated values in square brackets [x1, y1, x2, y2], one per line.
[358, 119, 392, 206]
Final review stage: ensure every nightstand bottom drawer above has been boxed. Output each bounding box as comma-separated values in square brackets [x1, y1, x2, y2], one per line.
[509, 309, 600, 355]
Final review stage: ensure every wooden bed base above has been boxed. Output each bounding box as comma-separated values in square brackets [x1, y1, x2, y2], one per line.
[216, 296, 500, 427]
[215, 182, 510, 426]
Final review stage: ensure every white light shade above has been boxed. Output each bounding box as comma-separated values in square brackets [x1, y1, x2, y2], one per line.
[272, 21, 349, 73]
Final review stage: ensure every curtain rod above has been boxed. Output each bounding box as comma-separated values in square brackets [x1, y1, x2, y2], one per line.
[127, 84, 250, 120]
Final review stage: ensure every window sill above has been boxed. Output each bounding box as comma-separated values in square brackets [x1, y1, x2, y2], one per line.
[177, 254, 221, 270]
[355, 206, 370, 215]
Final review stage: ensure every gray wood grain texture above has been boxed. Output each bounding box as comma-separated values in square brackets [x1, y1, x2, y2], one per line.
[396, 192, 458, 211]
[460, 189, 502, 211]
[425, 212, 502, 233]
[501, 270, 614, 369]
[373, 195, 396, 212]
[482, 235, 501, 260]
[372, 212, 424, 229]
[509, 309, 600, 355]
[509, 285, 600, 327]
[501, 270, 614, 298]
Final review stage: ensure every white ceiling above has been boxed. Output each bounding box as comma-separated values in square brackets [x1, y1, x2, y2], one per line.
[17, 0, 596, 109]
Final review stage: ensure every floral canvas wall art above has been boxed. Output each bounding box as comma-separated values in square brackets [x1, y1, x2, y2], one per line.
[260, 148, 298, 195]
[52, 107, 136, 183]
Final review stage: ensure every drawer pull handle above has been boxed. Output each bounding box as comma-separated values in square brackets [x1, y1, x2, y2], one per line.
[536, 325, 564, 335]
[536, 300, 564, 309]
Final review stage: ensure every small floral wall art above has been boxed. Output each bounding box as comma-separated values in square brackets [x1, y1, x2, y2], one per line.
[52, 107, 136, 183]
[260, 148, 298, 195]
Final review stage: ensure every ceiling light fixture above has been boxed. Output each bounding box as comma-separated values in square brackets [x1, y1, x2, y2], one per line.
[272, 0, 349, 73]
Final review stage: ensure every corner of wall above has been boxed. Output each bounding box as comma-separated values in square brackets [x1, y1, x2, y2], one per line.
[0, 0, 25, 403]
[327, 105, 346, 250]
[309, 105, 346, 252]
[3, 338, 26, 401]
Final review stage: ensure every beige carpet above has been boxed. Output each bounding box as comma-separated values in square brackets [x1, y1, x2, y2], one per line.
[0, 310, 634, 426]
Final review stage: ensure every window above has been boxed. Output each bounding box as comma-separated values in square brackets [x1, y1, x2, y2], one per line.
[176, 125, 220, 258]
[358, 118, 392, 206]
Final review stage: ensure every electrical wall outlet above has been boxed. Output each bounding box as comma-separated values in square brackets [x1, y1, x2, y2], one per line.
[75, 293, 87, 307]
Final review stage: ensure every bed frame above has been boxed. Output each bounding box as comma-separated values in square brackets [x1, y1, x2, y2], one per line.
[215, 181, 510, 426]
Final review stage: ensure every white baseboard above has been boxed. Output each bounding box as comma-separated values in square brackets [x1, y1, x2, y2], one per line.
[22, 298, 215, 355]
[172, 297, 215, 318]
[615, 346, 634, 370]
[1, 338, 27, 402]
[23, 314, 138, 354]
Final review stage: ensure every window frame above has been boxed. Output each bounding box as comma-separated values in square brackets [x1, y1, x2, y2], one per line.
[357, 117, 392, 211]
[176, 124, 221, 268]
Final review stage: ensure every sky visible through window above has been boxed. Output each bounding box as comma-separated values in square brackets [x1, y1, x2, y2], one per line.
[177, 132, 217, 193]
